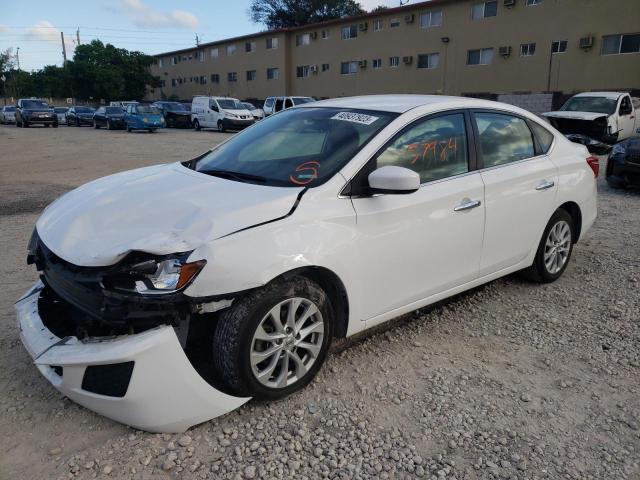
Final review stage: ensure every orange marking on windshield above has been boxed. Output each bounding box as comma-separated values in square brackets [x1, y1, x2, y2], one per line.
[289, 161, 320, 185]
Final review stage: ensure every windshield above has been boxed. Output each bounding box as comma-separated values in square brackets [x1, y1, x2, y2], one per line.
[5, 106, 16, 112]
[242, 103, 256, 110]
[561, 96, 617, 115]
[182, 103, 191, 111]
[293, 97, 314, 105]
[217, 99, 243, 110]
[23, 100, 49, 109]
[76, 106, 95, 113]
[136, 105, 160, 114]
[53, 107, 67, 113]
[105, 107, 123, 114]
[192, 107, 397, 187]
[164, 102, 187, 112]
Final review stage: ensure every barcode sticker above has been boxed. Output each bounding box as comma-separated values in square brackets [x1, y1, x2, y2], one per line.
[331, 111, 379, 125]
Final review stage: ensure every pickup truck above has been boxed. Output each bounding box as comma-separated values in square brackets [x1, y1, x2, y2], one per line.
[543, 92, 639, 151]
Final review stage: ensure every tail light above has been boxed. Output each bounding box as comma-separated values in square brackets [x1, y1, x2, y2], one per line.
[586, 156, 599, 177]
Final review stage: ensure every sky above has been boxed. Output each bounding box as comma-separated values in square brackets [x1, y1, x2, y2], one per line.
[0, 0, 402, 71]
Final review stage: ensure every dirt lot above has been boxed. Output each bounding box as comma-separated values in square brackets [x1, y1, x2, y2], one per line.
[0, 124, 638, 480]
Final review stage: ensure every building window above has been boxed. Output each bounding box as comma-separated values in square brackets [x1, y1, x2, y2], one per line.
[198, 51, 204, 62]
[296, 65, 311, 78]
[266, 37, 278, 49]
[372, 58, 382, 69]
[246, 70, 256, 81]
[526, 0, 541, 5]
[210, 48, 219, 59]
[417, 53, 440, 69]
[389, 56, 400, 67]
[390, 18, 400, 28]
[551, 40, 567, 54]
[472, 1, 497, 20]
[601, 33, 640, 55]
[341, 25, 358, 40]
[171, 78, 176, 86]
[227, 45, 236, 56]
[245, 41, 256, 53]
[267, 67, 279, 80]
[171, 56, 178, 65]
[520, 43, 536, 56]
[467, 48, 494, 65]
[199, 75, 207, 84]
[322, 63, 330, 72]
[321, 30, 330, 39]
[420, 11, 443, 28]
[210, 73, 220, 83]
[340, 61, 358, 75]
[373, 19, 383, 31]
[158, 58, 164, 68]
[296, 33, 311, 46]
[228, 72, 237, 82]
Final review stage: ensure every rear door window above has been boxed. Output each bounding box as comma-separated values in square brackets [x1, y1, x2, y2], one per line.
[284, 98, 294, 109]
[474, 112, 535, 168]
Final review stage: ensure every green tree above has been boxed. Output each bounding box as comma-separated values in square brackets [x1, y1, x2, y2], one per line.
[249, 0, 364, 29]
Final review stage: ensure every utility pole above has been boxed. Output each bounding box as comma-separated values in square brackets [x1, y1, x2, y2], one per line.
[76, 28, 81, 46]
[61, 32, 67, 65]
[195, 34, 200, 47]
[15, 47, 20, 70]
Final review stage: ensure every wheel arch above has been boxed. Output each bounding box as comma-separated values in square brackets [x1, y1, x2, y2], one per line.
[276, 266, 350, 339]
[557, 201, 582, 243]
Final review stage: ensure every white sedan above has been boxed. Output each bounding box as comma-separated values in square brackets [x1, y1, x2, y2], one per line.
[16, 95, 597, 432]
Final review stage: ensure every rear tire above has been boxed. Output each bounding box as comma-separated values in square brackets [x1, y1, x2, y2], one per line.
[217, 120, 225, 133]
[126, 125, 132, 133]
[521, 208, 574, 283]
[107, 120, 112, 130]
[193, 119, 201, 131]
[94, 121, 99, 129]
[212, 276, 333, 399]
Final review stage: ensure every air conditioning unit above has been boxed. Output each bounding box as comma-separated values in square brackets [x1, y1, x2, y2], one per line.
[310, 31, 318, 40]
[499, 46, 511, 57]
[579, 36, 594, 49]
[402, 55, 413, 65]
[359, 59, 367, 68]
[504, 0, 515, 7]
[359, 22, 368, 32]
[405, 14, 415, 23]
[310, 64, 318, 73]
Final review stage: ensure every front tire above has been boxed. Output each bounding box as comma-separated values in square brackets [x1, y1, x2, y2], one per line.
[107, 119, 112, 130]
[217, 120, 225, 133]
[522, 209, 574, 283]
[213, 276, 333, 399]
[193, 119, 201, 131]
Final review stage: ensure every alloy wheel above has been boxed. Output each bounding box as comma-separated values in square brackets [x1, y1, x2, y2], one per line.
[543, 220, 571, 274]
[250, 297, 325, 389]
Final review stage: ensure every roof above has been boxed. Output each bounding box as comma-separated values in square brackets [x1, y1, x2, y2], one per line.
[304, 94, 484, 113]
[574, 92, 627, 99]
[153, 0, 460, 58]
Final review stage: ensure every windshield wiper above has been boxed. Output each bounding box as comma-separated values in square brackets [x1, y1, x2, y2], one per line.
[199, 169, 267, 183]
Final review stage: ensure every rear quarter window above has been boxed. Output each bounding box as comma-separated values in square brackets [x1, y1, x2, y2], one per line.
[529, 121, 554, 154]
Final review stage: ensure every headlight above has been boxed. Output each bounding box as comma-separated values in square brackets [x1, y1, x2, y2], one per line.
[108, 254, 206, 295]
[611, 143, 626, 156]
[226, 112, 237, 119]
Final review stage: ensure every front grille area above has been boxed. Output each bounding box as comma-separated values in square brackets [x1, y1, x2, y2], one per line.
[627, 153, 640, 165]
[81, 362, 135, 397]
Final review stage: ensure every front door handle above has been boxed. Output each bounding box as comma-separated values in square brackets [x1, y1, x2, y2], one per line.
[535, 180, 555, 191]
[454, 199, 482, 212]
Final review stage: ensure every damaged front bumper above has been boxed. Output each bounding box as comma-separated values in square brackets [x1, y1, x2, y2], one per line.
[16, 281, 250, 433]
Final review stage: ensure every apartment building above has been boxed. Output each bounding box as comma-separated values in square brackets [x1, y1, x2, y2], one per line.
[149, 0, 640, 103]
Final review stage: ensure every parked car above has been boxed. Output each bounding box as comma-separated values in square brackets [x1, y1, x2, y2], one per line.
[0, 105, 16, 124]
[606, 130, 640, 188]
[17, 95, 597, 432]
[181, 103, 192, 113]
[93, 106, 126, 130]
[66, 106, 96, 126]
[191, 96, 254, 132]
[15, 98, 58, 127]
[543, 92, 639, 151]
[53, 107, 69, 124]
[124, 104, 164, 132]
[151, 101, 192, 128]
[263, 96, 315, 116]
[242, 102, 265, 121]
[110, 100, 139, 109]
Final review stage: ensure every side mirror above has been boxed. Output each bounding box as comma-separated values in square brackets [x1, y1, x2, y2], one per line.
[212, 105, 219, 112]
[368, 166, 420, 194]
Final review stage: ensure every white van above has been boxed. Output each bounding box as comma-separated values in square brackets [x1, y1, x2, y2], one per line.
[191, 96, 254, 132]
[263, 96, 315, 116]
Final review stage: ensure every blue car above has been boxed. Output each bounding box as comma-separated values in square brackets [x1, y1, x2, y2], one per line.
[124, 104, 165, 133]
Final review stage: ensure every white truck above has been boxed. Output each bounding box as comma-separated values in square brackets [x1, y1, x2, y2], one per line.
[543, 92, 639, 149]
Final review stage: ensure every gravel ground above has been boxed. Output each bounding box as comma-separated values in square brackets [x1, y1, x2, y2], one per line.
[0, 124, 638, 480]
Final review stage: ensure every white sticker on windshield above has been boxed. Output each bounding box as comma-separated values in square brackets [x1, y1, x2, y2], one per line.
[331, 111, 379, 125]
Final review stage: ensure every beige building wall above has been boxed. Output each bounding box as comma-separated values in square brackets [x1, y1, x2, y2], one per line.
[149, 0, 640, 102]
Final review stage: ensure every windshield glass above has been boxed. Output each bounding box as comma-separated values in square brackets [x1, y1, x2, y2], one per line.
[23, 100, 49, 109]
[293, 97, 314, 105]
[561, 96, 617, 115]
[182, 103, 191, 111]
[242, 103, 256, 110]
[164, 102, 187, 112]
[217, 99, 243, 110]
[193, 107, 396, 187]
[5, 106, 16, 112]
[76, 106, 95, 113]
[105, 107, 123, 114]
[53, 107, 67, 113]
[136, 105, 159, 114]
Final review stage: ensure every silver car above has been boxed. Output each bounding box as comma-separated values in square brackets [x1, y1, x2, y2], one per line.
[0, 105, 16, 124]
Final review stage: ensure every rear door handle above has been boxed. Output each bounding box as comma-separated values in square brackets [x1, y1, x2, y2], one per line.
[535, 180, 555, 191]
[454, 199, 482, 212]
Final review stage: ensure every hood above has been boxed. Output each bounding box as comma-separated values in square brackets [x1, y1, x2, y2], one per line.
[78, 112, 94, 117]
[543, 111, 608, 121]
[166, 111, 190, 116]
[36, 163, 304, 267]
[224, 109, 252, 116]
[23, 108, 53, 114]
